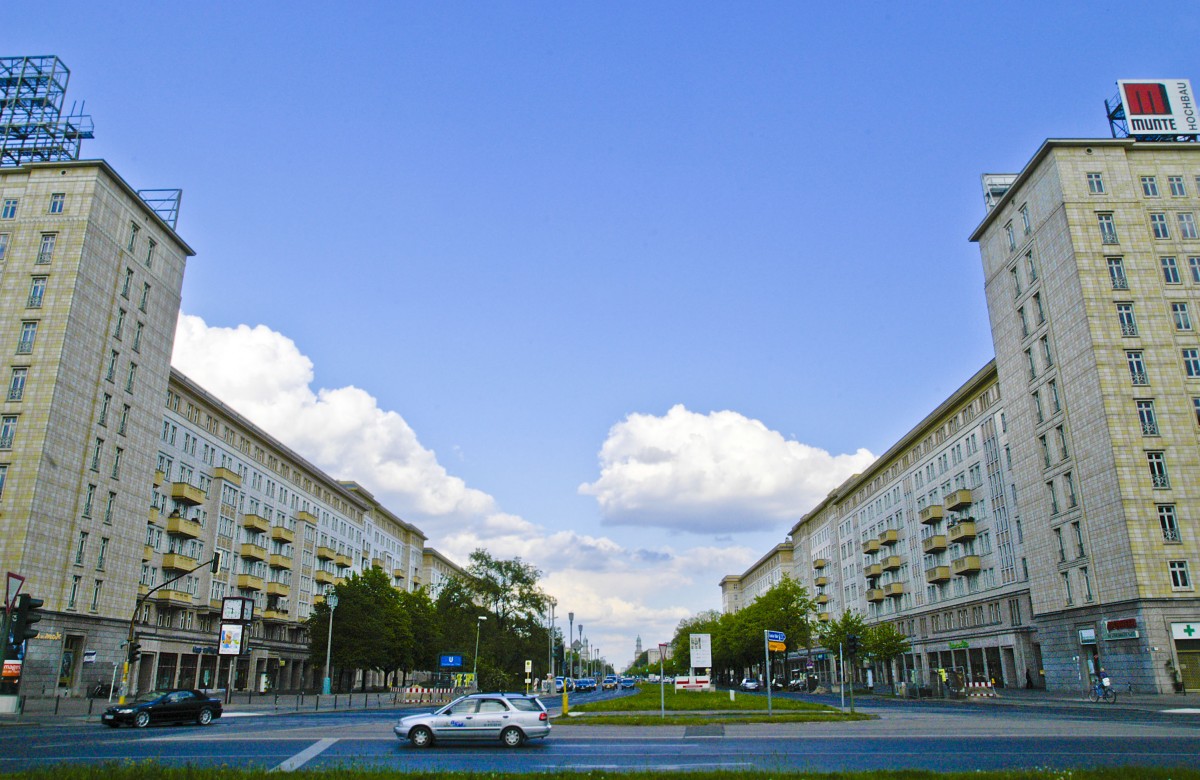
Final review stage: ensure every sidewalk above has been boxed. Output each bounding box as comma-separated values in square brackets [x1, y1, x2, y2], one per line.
[975, 686, 1198, 711]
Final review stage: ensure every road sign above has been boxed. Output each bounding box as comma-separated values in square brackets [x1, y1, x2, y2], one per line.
[768, 641, 786, 651]
[766, 630, 786, 643]
[525, 659, 532, 673]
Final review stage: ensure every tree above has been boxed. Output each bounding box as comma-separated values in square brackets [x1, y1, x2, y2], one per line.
[818, 610, 868, 684]
[864, 621, 911, 686]
[306, 567, 407, 691]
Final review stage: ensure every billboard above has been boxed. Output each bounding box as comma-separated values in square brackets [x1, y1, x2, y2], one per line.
[1118, 79, 1198, 135]
[689, 633, 712, 669]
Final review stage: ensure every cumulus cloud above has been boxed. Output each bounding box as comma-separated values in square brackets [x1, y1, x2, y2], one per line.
[579, 404, 876, 534]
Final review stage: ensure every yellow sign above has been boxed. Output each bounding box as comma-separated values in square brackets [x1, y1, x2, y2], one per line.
[768, 641, 787, 652]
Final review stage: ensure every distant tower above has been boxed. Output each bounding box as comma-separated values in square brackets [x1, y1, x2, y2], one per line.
[635, 635, 642, 658]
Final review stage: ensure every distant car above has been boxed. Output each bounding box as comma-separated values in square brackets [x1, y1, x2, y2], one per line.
[602, 674, 619, 690]
[101, 689, 222, 728]
[554, 676, 565, 693]
[394, 692, 551, 748]
[739, 678, 761, 691]
[619, 677, 636, 689]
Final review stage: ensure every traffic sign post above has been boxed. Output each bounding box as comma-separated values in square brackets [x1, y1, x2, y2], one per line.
[763, 629, 786, 714]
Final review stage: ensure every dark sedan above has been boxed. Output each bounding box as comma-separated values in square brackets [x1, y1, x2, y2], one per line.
[101, 689, 223, 728]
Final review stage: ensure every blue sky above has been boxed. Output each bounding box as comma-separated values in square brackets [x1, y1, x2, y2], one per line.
[13, 1, 1200, 667]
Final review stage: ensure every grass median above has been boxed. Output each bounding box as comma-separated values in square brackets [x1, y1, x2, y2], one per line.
[557, 686, 869, 724]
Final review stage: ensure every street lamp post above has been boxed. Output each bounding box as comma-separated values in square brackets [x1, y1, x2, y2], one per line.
[578, 625, 583, 679]
[472, 616, 487, 690]
[322, 592, 339, 695]
[567, 612, 574, 680]
[547, 599, 556, 684]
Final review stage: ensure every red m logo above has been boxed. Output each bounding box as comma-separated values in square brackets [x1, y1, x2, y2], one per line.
[1123, 82, 1171, 115]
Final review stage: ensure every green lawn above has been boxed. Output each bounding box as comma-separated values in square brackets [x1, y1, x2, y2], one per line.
[572, 685, 832, 712]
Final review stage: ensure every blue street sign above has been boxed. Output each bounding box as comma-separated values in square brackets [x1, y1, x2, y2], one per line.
[440, 654, 464, 668]
[767, 630, 786, 643]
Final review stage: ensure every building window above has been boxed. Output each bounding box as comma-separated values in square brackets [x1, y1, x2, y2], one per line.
[48, 193, 65, 214]
[90, 438, 102, 471]
[125, 362, 137, 392]
[1190, 256, 1200, 283]
[96, 537, 108, 570]
[1005, 222, 1016, 251]
[1162, 256, 1181, 284]
[25, 276, 47, 309]
[7, 367, 26, 402]
[36, 233, 56, 264]
[1185, 348, 1200, 378]
[139, 283, 149, 313]
[1080, 566, 1094, 601]
[98, 393, 110, 427]
[1194, 397, 1200, 426]
[111, 447, 123, 479]
[1127, 351, 1148, 385]
[68, 575, 80, 609]
[118, 405, 130, 436]
[1179, 212, 1199, 240]
[1041, 335, 1054, 367]
[1098, 213, 1118, 243]
[104, 491, 116, 524]
[1021, 205, 1031, 235]
[0, 415, 16, 450]
[105, 350, 118, 382]
[1048, 481, 1060, 515]
[113, 308, 126, 340]
[0, 234, 7, 261]
[1033, 390, 1044, 423]
[90, 580, 102, 612]
[132, 322, 143, 353]
[1170, 176, 1187, 197]
[1108, 257, 1128, 289]
[1025, 348, 1037, 381]
[1, 199, 16, 219]
[1026, 251, 1038, 282]
[127, 223, 140, 251]
[1087, 173, 1105, 194]
[1019, 306, 1029, 337]
[1056, 424, 1069, 459]
[1117, 303, 1138, 336]
[1148, 451, 1170, 488]
[1011, 266, 1022, 298]
[1066, 472, 1078, 508]
[146, 239, 156, 269]
[1049, 379, 1062, 413]
[17, 321, 37, 355]
[1039, 434, 1051, 468]
[1142, 176, 1160, 197]
[1137, 399, 1159, 435]
[1062, 571, 1073, 605]
[74, 531, 88, 565]
[82, 484, 95, 518]
[1158, 504, 1181, 542]
[1173, 302, 1193, 331]
[1169, 560, 1192, 590]
[1151, 212, 1171, 239]
[121, 268, 132, 299]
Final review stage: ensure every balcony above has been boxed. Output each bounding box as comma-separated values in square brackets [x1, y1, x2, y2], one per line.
[392, 568, 406, 580]
[271, 525, 295, 544]
[925, 565, 951, 583]
[919, 505, 945, 525]
[212, 466, 242, 485]
[951, 555, 982, 576]
[862, 538, 881, 554]
[883, 582, 904, 598]
[149, 508, 161, 525]
[154, 589, 193, 606]
[866, 588, 885, 603]
[237, 574, 264, 591]
[864, 563, 883, 579]
[153, 470, 164, 487]
[316, 545, 336, 561]
[335, 553, 353, 568]
[814, 576, 828, 587]
[314, 570, 335, 585]
[312, 594, 326, 605]
[812, 557, 828, 570]
[266, 581, 290, 597]
[945, 489, 973, 511]
[296, 510, 318, 524]
[878, 529, 899, 546]
[372, 557, 385, 569]
[881, 555, 902, 572]
[242, 512, 269, 533]
[262, 608, 289, 622]
[815, 593, 829, 604]
[240, 543, 267, 561]
[138, 584, 149, 597]
[166, 514, 203, 538]
[161, 552, 197, 571]
[948, 521, 977, 544]
[922, 534, 947, 554]
[817, 612, 831, 623]
[170, 482, 206, 506]
[143, 544, 154, 561]
[269, 553, 291, 569]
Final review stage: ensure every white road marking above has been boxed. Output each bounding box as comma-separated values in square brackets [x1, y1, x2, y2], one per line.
[273, 738, 338, 772]
[1161, 708, 1200, 714]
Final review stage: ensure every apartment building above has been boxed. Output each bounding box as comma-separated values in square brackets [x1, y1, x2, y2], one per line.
[971, 138, 1200, 693]
[718, 542, 793, 614]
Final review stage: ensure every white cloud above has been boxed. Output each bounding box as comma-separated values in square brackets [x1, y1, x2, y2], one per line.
[579, 404, 876, 534]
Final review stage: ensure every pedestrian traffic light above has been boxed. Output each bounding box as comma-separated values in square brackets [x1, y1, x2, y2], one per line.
[127, 639, 142, 664]
[845, 634, 859, 657]
[11, 593, 44, 643]
[210, 551, 221, 573]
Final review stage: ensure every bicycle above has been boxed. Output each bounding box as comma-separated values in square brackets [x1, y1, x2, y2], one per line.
[1088, 676, 1117, 703]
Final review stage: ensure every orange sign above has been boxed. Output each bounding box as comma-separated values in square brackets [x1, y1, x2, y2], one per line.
[768, 641, 787, 652]
[2, 659, 21, 678]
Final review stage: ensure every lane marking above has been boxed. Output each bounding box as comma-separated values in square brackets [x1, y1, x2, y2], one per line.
[273, 738, 338, 772]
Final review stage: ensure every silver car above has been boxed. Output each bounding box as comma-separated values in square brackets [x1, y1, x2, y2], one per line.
[394, 692, 551, 748]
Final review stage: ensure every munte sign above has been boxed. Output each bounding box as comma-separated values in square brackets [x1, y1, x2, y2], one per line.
[1118, 79, 1198, 135]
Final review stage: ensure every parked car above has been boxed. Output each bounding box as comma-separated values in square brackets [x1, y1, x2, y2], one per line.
[602, 674, 619, 690]
[394, 692, 551, 748]
[619, 677, 636, 689]
[101, 689, 222, 728]
[739, 678, 761, 691]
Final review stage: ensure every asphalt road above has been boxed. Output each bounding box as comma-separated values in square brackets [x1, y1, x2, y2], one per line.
[3, 690, 1199, 774]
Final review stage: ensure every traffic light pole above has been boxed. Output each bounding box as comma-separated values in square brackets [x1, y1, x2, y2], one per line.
[118, 553, 220, 704]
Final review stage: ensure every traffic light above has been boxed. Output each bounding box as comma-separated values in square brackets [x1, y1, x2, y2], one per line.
[210, 551, 221, 574]
[127, 639, 142, 664]
[845, 634, 859, 657]
[11, 594, 44, 643]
